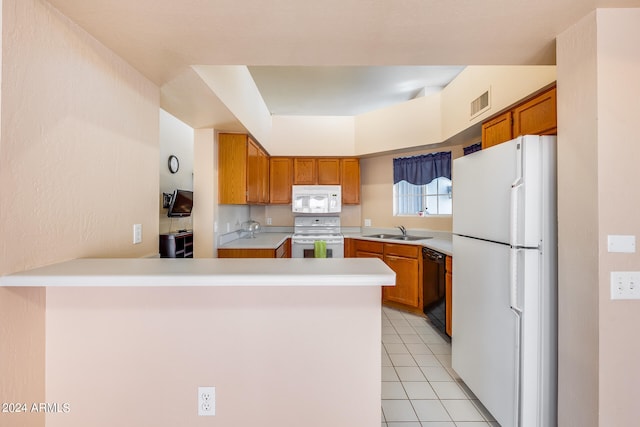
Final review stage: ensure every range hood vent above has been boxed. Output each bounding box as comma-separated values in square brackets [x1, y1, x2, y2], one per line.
[470, 88, 490, 119]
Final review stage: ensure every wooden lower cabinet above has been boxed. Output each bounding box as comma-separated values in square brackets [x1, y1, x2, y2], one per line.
[383, 243, 422, 311]
[350, 239, 423, 313]
[445, 255, 452, 337]
[218, 239, 291, 258]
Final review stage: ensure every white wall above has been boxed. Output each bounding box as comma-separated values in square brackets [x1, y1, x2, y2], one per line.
[556, 13, 600, 426]
[355, 95, 443, 155]
[0, 0, 159, 268]
[193, 66, 272, 147]
[193, 128, 215, 257]
[557, 8, 640, 426]
[270, 115, 355, 156]
[44, 285, 382, 427]
[0, 0, 159, 426]
[594, 9, 640, 426]
[159, 109, 194, 233]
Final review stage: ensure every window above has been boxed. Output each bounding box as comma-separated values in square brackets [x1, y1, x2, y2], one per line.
[393, 151, 452, 216]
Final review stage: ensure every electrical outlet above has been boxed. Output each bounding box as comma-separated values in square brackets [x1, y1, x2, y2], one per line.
[133, 224, 142, 244]
[198, 386, 215, 416]
[266, 217, 272, 225]
[610, 272, 640, 300]
[364, 219, 372, 227]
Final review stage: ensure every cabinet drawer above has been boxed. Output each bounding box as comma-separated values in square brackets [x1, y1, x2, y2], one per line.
[218, 248, 275, 258]
[384, 243, 421, 258]
[353, 239, 384, 254]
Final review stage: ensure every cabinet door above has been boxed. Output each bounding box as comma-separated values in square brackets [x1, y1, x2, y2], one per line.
[383, 254, 421, 308]
[293, 158, 316, 184]
[246, 139, 261, 203]
[317, 158, 341, 184]
[356, 250, 384, 260]
[481, 111, 513, 150]
[269, 157, 293, 204]
[341, 158, 360, 204]
[275, 239, 291, 258]
[513, 86, 557, 137]
[218, 133, 248, 204]
[259, 147, 270, 203]
[445, 255, 452, 337]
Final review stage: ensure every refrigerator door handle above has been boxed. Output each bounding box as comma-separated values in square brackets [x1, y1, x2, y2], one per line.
[509, 247, 523, 314]
[510, 178, 524, 247]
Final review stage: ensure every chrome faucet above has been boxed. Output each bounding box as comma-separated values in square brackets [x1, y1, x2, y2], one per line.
[397, 225, 407, 236]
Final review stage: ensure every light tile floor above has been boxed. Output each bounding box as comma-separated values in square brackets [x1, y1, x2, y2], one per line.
[381, 306, 500, 427]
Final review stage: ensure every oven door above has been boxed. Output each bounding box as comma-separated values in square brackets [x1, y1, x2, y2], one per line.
[291, 238, 344, 258]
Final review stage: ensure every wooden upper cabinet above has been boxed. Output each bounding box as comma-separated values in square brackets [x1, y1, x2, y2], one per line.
[247, 138, 269, 204]
[246, 139, 260, 204]
[513, 86, 557, 137]
[269, 157, 293, 204]
[218, 133, 249, 204]
[293, 158, 316, 185]
[341, 158, 360, 204]
[219, 133, 269, 205]
[481, 84, 557, 150]
[317, 158, 341, 184]
[482, 111, 513, 150]
[260, 148, 270, 203]
[270, 157, 361, 205]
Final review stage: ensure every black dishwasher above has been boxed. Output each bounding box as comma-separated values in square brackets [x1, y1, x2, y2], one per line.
[422, 247, 447, 336]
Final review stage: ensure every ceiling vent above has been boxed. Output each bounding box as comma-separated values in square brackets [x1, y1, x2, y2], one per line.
[470, 88, 491, 119]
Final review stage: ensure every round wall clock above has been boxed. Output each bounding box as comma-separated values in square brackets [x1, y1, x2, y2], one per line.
[168, 155, 179, 174]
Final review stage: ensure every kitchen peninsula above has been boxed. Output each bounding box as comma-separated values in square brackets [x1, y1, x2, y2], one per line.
[0, 258, 393, 427]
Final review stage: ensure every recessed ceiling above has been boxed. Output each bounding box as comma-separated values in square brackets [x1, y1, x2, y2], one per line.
[248, 66, 465, 116]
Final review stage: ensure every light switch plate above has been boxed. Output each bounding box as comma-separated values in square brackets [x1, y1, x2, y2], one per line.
[133, 224, 142, 244]
[607, 235, 636, 253]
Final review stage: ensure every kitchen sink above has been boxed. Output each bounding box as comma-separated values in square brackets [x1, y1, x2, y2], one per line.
[364, 234, 432, 241]
[390, 235, 432, 241]
[364, 233, 402, 239]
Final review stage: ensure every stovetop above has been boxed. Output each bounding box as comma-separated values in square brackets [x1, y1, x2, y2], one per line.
[293, 216, 343, 240]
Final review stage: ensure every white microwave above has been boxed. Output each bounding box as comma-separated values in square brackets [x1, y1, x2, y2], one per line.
[292, 185, 342, 213]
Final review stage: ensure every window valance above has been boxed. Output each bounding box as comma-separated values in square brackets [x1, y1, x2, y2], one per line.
[393, 152, 451, 185]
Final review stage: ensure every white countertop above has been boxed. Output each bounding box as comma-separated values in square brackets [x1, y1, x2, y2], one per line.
[219, 232, 290, 249]
[219, 230, 452, 255]
[0, 258, 395, 287]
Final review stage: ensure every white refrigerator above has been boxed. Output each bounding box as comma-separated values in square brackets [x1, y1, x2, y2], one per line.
[451, 135, 557, 427]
